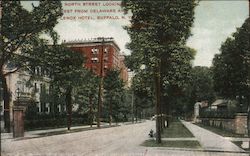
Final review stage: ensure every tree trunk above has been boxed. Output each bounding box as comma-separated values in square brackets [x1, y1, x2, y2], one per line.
[66, 86, 72, 131]
[89, 94, 93, 127]
[109, 97, 112, 126]
[154, 64, 161, 144]
[135, 107, 138, 123]
[247, 96, 250, 149]
[1, 72, 11, 133]
[131, 92, 134, 123]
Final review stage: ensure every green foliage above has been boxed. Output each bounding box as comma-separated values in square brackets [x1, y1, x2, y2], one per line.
[24, 113, 89, 130]
[73, 70, 99, 114]
[122, 0, 197, 70]
[212, 17, 250, 102]
[122, 1, 197, 120]
[1, 1, 63, 75]
[104, 69, 126, 121]
[188, 66, 215, 103]
[162, 45, 196, 94]
[0, 0, 62, 131]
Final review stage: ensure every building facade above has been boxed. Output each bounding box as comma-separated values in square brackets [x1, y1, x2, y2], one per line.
[63, 38, 128, 84]
[0, 66, 56, 131]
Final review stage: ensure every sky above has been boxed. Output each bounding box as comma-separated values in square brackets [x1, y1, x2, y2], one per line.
[22, 1, 249, 67]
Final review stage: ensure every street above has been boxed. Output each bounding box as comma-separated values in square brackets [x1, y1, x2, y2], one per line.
[1, 121, 249, 156]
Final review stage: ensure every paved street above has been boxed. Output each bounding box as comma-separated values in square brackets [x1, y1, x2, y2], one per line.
[1, 120, 249, 156]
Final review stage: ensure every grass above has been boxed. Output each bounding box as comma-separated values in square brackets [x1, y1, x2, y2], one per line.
[142, 140, 201, 149]
[232, 141, 250, 152]
[141, 120, 201, 149]
[161, 120, 194, 138]
[195, 123, 247, 138]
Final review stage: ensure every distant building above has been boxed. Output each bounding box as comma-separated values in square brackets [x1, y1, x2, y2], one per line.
[64, 38, 128, 84]
[211, 99, 228, 110]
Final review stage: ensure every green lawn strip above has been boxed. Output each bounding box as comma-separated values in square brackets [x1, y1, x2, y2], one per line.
[161, 120, 194, 138]
[195, 123, 247, 138]
[232, 141, 250, 152]
[142, 140, 201, 149]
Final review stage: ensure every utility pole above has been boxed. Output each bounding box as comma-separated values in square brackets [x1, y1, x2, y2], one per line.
[97, 37, 104, 128]
[247, 0, 250, 148]
[97, 37, 113, 128]
[131, 90, 134, 123]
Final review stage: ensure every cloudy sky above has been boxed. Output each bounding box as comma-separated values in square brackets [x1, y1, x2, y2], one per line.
[186, 0, 249, 66]
[22, 1, 249, 67]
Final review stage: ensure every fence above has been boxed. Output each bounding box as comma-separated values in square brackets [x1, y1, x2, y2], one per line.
[198, 111, 248, 135]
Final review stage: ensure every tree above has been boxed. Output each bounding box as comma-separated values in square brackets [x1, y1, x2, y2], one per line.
[74, 70, 99, 127]
[188, 66, 215, 106]
[122, 0, 197, 143]
[213, 17, 250, 107]
[0, 1, 62, 132]
[131, 70, 154, 122]
[41, 45, 85, 131]
[212, 17, 250, 140]
[104, 69, 125, 126]
[19, 36, 86, 131]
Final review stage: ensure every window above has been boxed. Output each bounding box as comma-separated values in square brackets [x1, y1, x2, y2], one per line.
[104, 47, 109, 54]
[104, 57, 108, 62]
[91, 57, 99, 63]
[91, 48, 99, 55]
[45, 103, 50, 114]
[34, 83, 38, 92]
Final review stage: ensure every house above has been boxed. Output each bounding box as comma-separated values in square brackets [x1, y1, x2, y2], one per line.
[211, 99, 228, 110]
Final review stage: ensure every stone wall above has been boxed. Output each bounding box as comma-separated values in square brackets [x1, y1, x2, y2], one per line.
[199, 113, 248, 135]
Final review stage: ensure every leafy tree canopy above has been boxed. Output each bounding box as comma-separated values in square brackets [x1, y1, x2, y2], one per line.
[212, 17, 250, 99]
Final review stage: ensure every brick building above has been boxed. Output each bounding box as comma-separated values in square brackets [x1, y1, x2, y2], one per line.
[64, 38, 128, 84]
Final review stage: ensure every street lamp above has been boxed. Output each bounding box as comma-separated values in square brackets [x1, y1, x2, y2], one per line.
[15, 88, 21, 104]
[236, 95, 245, 112]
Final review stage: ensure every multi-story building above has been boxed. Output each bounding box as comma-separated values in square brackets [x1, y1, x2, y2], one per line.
[0, 66, 55, 131]
[63, 38, 128, 84]
[0, 38, 129, 131]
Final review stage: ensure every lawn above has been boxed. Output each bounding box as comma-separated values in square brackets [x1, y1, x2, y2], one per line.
[195, 123, 247, 138]
[142, 140, 201, 149]
[141, 120, 201, 149]
[232, 141, 250, 152]
[161, 120, 194, 138]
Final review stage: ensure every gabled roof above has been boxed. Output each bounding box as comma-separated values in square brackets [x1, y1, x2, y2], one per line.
[211, 99, 227, 106]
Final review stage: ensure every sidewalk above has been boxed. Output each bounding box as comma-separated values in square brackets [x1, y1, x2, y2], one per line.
[1, 125, 97, 141]
[1, 121, 143, 141]
[181, 120, 245, 152]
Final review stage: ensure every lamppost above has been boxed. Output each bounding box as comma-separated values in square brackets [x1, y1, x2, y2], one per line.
[236, 95, 245, 113]
[15, 88, 21, 104]
[131, 90, 134, 123]
[13, 87, 24, 138]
